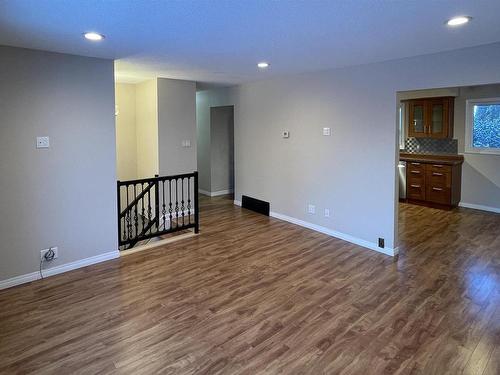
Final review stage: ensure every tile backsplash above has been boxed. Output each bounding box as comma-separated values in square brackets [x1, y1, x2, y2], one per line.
[404, 137, 458, 154]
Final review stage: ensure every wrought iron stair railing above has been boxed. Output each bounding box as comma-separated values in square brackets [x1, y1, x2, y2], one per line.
[117, 172, 199, 250]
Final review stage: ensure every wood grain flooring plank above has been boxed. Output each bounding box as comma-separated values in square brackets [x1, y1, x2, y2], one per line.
[0, 197, 499, 374]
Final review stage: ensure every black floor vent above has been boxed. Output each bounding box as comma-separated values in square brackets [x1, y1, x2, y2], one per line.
[241, 195, 270, 216]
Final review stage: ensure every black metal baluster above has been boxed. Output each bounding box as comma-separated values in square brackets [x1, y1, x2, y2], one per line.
[141, 183, 146, 235]
[117, 182, 122, 246]
[126, 185, 132, 240]
[147, 184, 152, 234]
[133, 184, 138, 239]
[181, 177, 185, 227]
[175, 178, 179, 228]
[154, 174, 160, 233]
[194, 171, 199, 234]
[168, 179, 173, 229]
[122, 186, 127, 241]
[162, 180, 167, 230]
[187, 177, 191, 225]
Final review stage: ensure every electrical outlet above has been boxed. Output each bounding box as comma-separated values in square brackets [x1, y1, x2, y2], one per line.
[324, 208, 330, 217]
[322, 127, 331, 136]
[378, 238, 385, 249]
[308, 204, 316, 214]
[40, 247, 58, 261]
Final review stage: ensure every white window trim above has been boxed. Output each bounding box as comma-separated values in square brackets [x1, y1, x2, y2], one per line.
[465, 97, 500, 155]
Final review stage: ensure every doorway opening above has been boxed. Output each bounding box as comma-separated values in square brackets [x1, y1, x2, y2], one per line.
[198, 105, 235, 198]
[396, 83, 500, 252]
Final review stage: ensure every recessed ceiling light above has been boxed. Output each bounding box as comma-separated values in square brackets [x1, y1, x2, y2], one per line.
[83, 32, 105, 41]
[257, 62, 270, 69]
[446, 16, 471, 26]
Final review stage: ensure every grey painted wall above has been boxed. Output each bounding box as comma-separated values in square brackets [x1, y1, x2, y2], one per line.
[157, 78, 197, 176]
[210, 106, 234, 192]
[207, 42, 500, 251]
[0, 46, 117, 281]
[455, 84, 500, 209]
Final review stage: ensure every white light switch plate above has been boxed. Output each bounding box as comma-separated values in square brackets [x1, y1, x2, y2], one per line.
[323, 127, 331, 136]
[36, 136, 50, 149]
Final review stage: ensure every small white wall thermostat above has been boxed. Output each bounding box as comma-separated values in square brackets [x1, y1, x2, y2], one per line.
[323, 127, 331, 136]
[36, 136, 50, 149]
[282, 130, 290, 138]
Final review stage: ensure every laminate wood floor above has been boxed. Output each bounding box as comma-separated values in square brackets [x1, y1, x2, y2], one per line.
[1, 196, 499, 374]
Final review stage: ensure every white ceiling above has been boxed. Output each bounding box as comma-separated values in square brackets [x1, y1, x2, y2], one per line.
[1, 0, 500, 87]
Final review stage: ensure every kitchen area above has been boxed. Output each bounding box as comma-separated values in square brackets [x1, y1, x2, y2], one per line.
[398, 84, 500, 212]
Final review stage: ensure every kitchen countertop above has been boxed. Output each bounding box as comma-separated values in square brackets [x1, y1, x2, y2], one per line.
[399, 152, 464, 166]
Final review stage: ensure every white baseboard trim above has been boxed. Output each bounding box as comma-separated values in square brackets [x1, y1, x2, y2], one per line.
[459, 202, 500, 214]
[233, 199, 396, 256]
[269, 211, 397, 257]
[212, 189, 233, 197]
[0, 250, 120, 291]
[199, 189, 211, 196]
[199, 189, 233, 197]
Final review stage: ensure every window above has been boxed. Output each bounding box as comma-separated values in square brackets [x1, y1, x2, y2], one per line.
[398, 102, 405, 150]
[465, 98, 500, 155]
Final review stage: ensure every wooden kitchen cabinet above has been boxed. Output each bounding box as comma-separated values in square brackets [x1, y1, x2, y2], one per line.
[406, 97, 454, 139]
[407, 162, 426, 200]
[401, 153, 463, 208]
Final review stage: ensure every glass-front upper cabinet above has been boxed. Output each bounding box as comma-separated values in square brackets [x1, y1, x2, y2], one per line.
[408, 100, 426, 137]
[406, 97, 454, 139]
[428, 98, 450, 138]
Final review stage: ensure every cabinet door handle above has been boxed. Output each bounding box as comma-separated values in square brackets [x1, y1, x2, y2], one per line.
[410, 184, 421, 188]
[432, 172, 443, 176]
[411, 171, 421, 174]
[432, 164, 443, 168]
[411, 162, 420, 166]
[432, 187, 443, 191]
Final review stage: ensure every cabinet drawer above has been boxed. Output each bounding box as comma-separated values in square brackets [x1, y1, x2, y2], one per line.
[407, 180, 425, 200]
[408, 162, 425, 175]
[426, 169, 452, 188]
[426, 185, 451, 205]
[427, 163, 452, 174]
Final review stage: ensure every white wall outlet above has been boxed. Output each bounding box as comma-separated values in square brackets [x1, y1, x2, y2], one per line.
[308, 204, 316, 214]
[40, 247, 58, 261]
[282, 130, 290, 138]
[324, 208, 330, 217]
[322, 127, 331, 136]
[36, 136, 50, 149]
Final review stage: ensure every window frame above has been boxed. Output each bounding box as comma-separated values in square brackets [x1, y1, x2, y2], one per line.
[465, 97, 500, 155]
